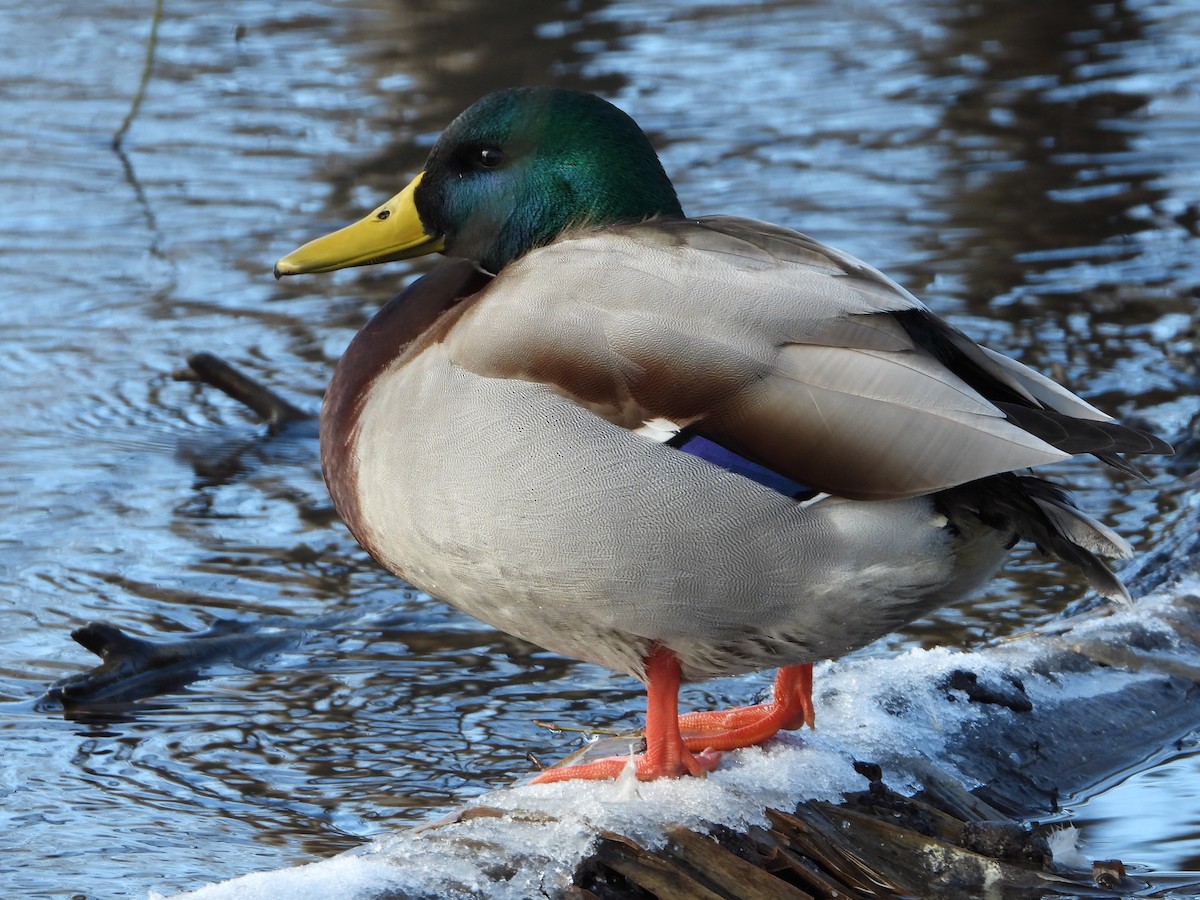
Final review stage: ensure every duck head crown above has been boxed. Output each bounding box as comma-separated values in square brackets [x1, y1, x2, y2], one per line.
[275, 88, 684, 278]
[419, 87, 685, 273]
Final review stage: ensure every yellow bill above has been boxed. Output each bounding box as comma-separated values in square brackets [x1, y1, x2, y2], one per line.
[274, 172, 445, 278]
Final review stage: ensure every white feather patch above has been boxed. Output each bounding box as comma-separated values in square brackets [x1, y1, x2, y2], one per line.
[797, 492, 831, 508]
[633, 417, 684, 443]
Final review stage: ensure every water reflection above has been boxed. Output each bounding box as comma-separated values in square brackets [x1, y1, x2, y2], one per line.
[923, 1, 1160, 309]
[298, 0, 628, 225]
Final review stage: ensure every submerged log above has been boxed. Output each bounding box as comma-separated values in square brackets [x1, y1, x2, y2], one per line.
[175, 351, 313, 434]
[43, 619, 303, 708]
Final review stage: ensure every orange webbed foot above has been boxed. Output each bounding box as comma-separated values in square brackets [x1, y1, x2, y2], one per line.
[679, 663, 814, 753]
[528, 746, 721, 784]
[531, 644, 725, 783]
[528, 658, 815, 783]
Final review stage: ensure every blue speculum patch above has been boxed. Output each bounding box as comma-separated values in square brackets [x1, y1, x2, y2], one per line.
[672, 433, 813, 499]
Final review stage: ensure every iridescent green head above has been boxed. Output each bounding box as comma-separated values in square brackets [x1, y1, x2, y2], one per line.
[276, 88, 684, 277]
[417, 87, 684, 272]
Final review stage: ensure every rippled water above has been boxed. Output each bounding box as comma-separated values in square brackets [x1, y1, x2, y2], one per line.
[2, 0, 1198, 896]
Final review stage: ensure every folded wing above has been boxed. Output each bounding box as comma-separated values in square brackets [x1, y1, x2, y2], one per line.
[452, 215, 1169, 500]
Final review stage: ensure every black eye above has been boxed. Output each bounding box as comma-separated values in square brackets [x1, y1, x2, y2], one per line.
[476, 147, 505, 169]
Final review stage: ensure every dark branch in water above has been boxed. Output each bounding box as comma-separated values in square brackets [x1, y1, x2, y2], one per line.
[177, 352, 314, 433]
[44, 619, 298, 707]
[41, 359, 321, 712]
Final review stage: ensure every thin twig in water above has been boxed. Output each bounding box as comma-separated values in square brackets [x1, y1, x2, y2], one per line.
[113, 0, 165, 150]
[532, 720, 623, 737]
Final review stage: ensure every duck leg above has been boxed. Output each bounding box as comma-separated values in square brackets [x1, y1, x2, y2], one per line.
[678, 663, 815, 752]
[529, 644, 721, 783]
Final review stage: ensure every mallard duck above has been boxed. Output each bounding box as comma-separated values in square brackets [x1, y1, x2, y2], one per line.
[275, 87, 1170, 782]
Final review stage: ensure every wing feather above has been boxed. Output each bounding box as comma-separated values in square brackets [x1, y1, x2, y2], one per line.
[447, 216, 1167, 500]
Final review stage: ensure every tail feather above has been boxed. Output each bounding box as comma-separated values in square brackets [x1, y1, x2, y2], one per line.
[1030, 492, 1131, 560]
[937, 474, 1133, 603]
[1024, 480, 1132, 602]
